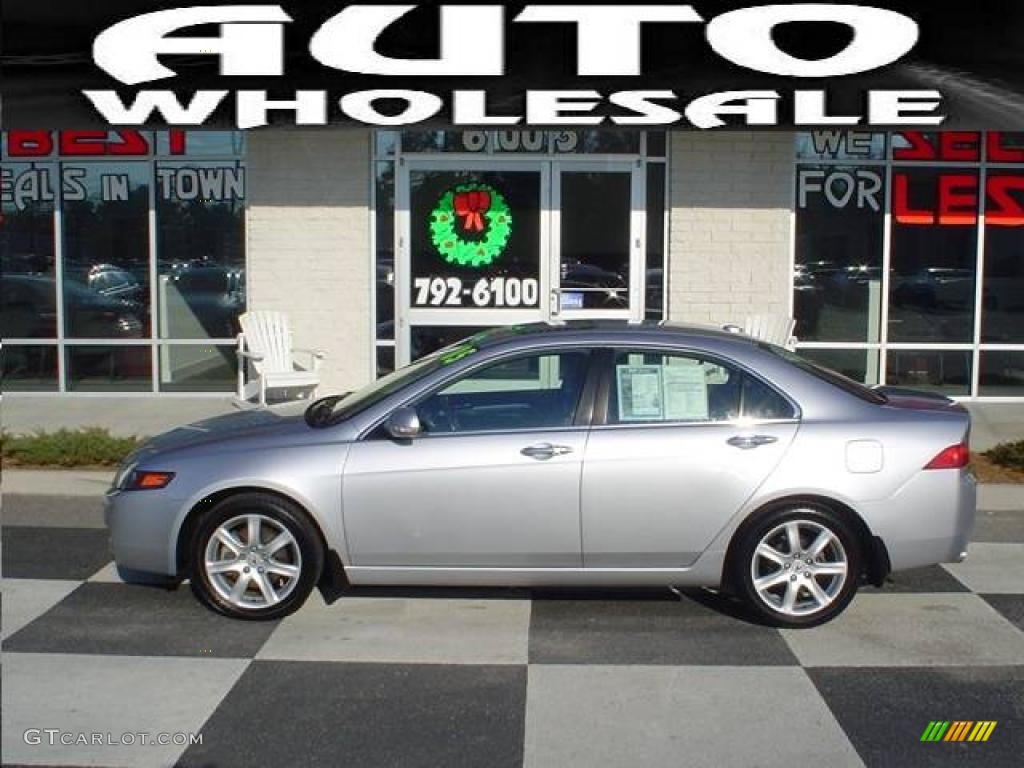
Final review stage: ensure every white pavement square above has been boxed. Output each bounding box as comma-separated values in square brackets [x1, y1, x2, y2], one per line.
[2, 653, 249, 767]
[1, 578, 80, 639]
[258, 594, 532, 664]
[942, 543, 1024, 594]
[523, 665, 864, 768]
[781, 593, 1024, 667]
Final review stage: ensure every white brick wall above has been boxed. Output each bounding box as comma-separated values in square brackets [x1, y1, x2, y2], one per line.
[246, 130, 372, 394]
[667, 132, 794, 327]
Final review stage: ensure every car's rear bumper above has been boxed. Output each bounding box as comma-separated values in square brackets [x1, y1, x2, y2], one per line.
[104, 488, 182, 577]
[860, 468, 977, 572]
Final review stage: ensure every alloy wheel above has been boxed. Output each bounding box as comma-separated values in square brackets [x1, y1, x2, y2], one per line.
[203, 513, 303, 610]
[749, 516, 849, 617]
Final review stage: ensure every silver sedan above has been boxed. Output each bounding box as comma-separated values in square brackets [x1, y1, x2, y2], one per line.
[106, 323, 976, 626]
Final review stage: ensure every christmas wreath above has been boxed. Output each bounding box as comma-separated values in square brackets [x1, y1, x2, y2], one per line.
[429, 183, 512, 267]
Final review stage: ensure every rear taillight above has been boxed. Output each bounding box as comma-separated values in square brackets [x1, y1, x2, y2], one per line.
[924, 441, 970, 470]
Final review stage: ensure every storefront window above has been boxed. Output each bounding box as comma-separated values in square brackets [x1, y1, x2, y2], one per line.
[0, 131, 247, 393]
[888, 168, 978, 343]
[795, 164, 885, 342]
[886, 350, 972, 396]
[793, 130, 1024, 398]
[981, 170, 1024, 343]
[798, 349, 880, 386]
[156, 160, 246, 340]
[1, 345, 58, 391]
[1, 162, 57, 338]
[158, 345, 237, 392]
[65, 345, 152, 392]
[61, 162, 151, 339]
[980, 351, 1024, 396]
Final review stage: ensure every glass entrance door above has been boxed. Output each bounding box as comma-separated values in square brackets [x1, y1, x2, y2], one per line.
[396, 158, 644, 364]
[552, 161, 644, 322]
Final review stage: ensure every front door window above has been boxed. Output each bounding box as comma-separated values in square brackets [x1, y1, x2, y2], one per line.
[415, 350, 591, 434]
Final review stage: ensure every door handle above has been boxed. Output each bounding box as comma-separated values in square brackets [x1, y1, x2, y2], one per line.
[521, 443, 573, 460]
[727, 435, 778, 450]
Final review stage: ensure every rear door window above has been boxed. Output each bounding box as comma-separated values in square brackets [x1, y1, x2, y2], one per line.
[606, 350, 795, 424]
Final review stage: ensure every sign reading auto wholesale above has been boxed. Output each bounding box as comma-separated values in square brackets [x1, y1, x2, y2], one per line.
[6, 3, 977, 129]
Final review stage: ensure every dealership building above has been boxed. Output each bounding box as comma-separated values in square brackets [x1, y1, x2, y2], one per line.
[3, 128, 1024, 401]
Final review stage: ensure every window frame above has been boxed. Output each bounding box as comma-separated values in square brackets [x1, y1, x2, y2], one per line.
[592, 345, 801, 429]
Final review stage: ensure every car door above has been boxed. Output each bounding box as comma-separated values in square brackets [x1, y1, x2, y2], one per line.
[342, 348, 594, 568]
[581, 348, 799, 568]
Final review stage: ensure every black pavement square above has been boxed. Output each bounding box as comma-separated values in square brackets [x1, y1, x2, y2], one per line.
[176, 661, 527, 768]
[981, 594, 1024, 632]
[2, 526, 110, 580]
[863, 565, 970, 594]
[809, 666, 1024, 768]
[2, 582, 279, 658]
[528, 591, 799, 665]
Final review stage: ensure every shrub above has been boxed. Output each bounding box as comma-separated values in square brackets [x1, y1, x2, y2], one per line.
[983, 440, 1024, 471]
[1, 428, 143, 468]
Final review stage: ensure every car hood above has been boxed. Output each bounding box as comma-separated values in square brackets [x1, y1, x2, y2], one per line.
[136, 402, 311, 456]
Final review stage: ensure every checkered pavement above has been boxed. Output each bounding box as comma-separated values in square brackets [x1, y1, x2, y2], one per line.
[2, 505, 1023, 768]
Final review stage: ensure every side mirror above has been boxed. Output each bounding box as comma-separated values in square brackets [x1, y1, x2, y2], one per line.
[384, 406, 422, 440]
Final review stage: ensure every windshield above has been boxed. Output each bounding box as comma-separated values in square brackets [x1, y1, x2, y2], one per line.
[305, 339, 481, 427]
[759, 343, 888, 405]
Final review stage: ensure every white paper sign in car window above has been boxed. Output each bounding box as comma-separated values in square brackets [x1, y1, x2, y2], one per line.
[616, 365, 663, 422]
[663, 359, 710, 421]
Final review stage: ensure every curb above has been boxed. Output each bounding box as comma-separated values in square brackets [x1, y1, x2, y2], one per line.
[3, 469, 114, 498]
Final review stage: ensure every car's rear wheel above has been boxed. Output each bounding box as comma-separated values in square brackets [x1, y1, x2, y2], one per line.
[190, 493, 323, 620]
[734, 505, 861, 628]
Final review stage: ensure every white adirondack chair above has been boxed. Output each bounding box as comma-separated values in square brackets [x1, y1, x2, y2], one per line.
[236, 311, 325, 406]
[742, 314, 798, 350]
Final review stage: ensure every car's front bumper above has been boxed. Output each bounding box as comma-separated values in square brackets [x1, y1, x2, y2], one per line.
[860, 468, 977, 572]
[104, 487, 183, 577]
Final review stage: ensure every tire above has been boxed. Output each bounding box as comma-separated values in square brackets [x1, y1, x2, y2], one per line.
[190, 492, 324, 621]
[732, 504, 862, 628]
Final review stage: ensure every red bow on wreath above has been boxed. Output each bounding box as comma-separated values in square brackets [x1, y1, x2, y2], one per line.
[454, 189, 491, 233]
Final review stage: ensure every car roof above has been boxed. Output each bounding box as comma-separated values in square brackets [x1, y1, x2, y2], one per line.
[466, 320, 759, 350]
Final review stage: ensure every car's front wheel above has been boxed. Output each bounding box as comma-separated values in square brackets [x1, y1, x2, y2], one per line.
[733, 505, 861, 628]
[190, 493, 323, 620]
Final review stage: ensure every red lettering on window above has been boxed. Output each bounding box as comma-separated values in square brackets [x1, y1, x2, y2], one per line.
[988, 132, 1024, 163]
[987, 176, 1024, 226]
[107, 131, 151, 155]
[893, 132, 936, 161]
[168, 130, 187, 155]
[938, 175, 978, 225]
[893, 173, 934, 224]
[7, 130, 54, 156]
[59, 130, 110, 155]
[940, 132, 981, 162]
